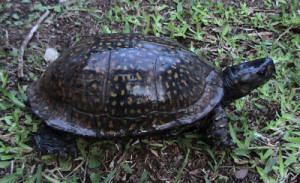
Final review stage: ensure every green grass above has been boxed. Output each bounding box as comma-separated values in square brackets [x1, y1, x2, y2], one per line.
[1, 0, 300, 182]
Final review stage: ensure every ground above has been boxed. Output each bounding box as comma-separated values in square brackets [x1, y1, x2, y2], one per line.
[0, 0, 300, 182]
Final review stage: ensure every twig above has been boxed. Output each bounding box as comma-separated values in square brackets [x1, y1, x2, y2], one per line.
[65, 159, 85, 177]
[82, 160, 88, 183]
[5, 29, 9, 46]
[275, 26, 292, 44]
[10, 160, 14, 174]
[17, 10, 50, 78]
[247, 31, 273, 38]
[252, 8, 280, 14]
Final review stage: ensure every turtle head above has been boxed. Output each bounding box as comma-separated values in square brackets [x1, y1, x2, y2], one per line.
[222, 57, 275, 104]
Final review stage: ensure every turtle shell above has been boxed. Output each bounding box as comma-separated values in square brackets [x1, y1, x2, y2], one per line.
[27, 34, 224, 138]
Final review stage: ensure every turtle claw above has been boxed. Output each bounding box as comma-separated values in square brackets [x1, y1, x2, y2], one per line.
[206, 128, 235, 148]
[216, 133, 235, 149]
[206, 106, 234, 148]
[34, 125, 78, 157]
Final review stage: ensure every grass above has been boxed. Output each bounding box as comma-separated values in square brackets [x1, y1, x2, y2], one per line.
[0, 0, 300, 182]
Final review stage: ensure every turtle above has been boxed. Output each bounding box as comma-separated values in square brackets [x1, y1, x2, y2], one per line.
[27, 33, 275, 155]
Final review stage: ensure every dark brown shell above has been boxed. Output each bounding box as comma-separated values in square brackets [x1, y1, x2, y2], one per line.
[27, 34, 224, 138]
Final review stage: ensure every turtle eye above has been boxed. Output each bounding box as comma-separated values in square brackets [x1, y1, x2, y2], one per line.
[240, 73, 251, 82]
[257, 70, 265, 76]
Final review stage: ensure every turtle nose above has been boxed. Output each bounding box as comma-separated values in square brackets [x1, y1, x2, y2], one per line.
[265, 57, 275, 68]
[265, 58, 275, 76]
[258, 57, 275, 77]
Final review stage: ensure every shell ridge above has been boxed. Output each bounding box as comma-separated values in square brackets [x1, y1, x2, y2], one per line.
[153, 56, 159, 111]
[102, 50, 112, 105]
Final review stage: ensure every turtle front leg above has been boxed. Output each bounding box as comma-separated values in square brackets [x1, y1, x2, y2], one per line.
[34, 125, 78, 157]
[206, 106, 233, 147]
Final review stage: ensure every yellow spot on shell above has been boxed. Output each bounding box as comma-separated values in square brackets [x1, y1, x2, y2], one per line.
[126, 84, 131, 90]
[114, 76, 118, 81]
[181, 80, 188, 86]
[121, 90, 125, 96]
[166, 91, 172, 98]
[136, 73, 142, 80]
[128, 97, 133, 105]
[179, 95, 184, 100]
[110, 92, 117, 97]
[165, 82, 170, 89]
[174, 73, 178, 79]
[92, 83, 97, 90]
[111, 100, 117, 106]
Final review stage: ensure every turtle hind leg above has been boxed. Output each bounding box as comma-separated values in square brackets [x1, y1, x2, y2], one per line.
[34, 125, 77, 157]
[206, 106, 234, 147]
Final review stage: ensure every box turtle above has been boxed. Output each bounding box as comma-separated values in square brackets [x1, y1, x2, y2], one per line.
[27, 33, 275, 155]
